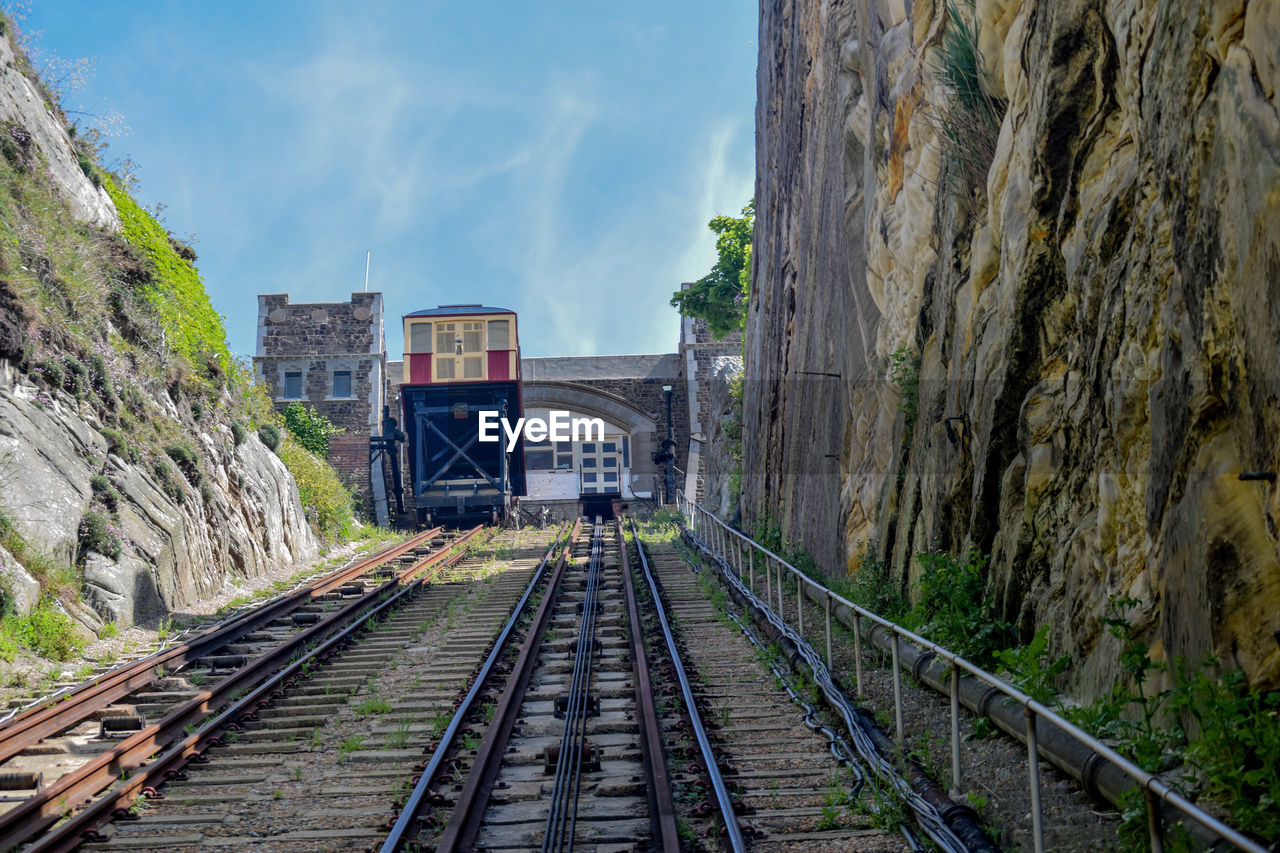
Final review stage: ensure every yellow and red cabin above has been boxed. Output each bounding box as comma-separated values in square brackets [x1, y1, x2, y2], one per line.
[403, 305, 520, 384]
[400, 305, 525, 524]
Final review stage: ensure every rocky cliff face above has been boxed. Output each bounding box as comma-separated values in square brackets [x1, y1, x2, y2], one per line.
[743, 0, 1280, 695]
[0, 33, 118, 230]
[0, 23, 318, 634]
[0, 364, 317, 630]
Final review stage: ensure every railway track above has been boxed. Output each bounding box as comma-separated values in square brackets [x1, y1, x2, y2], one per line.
[392, 518, 663, 852]
[631, 532, 908, 852]
[82, 529, 560, 852]
[0, 526, 488, 852]
[2, 516, 987, 852]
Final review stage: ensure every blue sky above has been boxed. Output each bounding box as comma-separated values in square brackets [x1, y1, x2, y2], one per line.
[17, 1, 756, 358]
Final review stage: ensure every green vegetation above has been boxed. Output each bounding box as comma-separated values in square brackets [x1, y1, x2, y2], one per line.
[932, 1, 1006, 197]
[275, 432, 357, 541]
[282, 401, 342, 456]
[669, 200, 754, 338]
[257, 423, 281, 451]
[908, 549, 1014, 665]
[77, 509, 122, 561]
[88, 475, 119, 511]
[993, 624, 1068, 704]
[100, 177, 231, 377]
[0, 598, 85, 661]
[230, 421, 248, 447]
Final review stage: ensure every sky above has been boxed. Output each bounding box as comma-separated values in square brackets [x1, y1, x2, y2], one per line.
[15, 1, 757, 359]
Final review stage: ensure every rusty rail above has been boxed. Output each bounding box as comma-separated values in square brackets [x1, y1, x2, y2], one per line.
[1, 526, 483, 853]
[0, 526, 443, 765]
[380, 520, 576, 852]
[619, 519, 680, 850]
[431, 519, 583, 853]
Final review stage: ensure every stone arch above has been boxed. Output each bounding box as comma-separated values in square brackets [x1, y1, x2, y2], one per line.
[521, 380, 664, 497]
[522, 381, 660, 436]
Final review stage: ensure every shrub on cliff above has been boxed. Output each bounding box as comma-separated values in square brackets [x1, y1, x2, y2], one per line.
[164, 442, 203, 488]
[100, 177, 232, 380]
[78, 509, 121, 562]
[257, 423, 281, 451]
[931, 1, 1006, 198]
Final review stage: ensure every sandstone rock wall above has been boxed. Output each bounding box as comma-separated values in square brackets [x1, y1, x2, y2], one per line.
[744, 0, 1280, 695]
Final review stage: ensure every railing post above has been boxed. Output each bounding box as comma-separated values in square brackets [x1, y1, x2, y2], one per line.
[891, 632, 904, 744]
[852, 612, 863, 698]
[1145, 786, 1165, 853]
[824, 591, 832, 668]
[950, 660, 961, 794]
[748, 548, 755, 594]
[797, 576, 804, 636]
[1026, 705, 1045, 853]
[765, 556, 772, 606]
[776, 562, 784, 617]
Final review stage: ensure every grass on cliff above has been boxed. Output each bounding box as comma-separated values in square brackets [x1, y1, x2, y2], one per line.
[931, 1, 1006, 199]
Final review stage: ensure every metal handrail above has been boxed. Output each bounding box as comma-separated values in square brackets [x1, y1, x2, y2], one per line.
[675, 491, 1267, 853]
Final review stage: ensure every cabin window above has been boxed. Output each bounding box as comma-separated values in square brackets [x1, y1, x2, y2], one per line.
[463, 322, 483, 353]
[332, 371, 351, 398]
[410, 322, 432, 352]
[436, 323, 456, 355]
[283, 372, 302, 399]
[436, 359, 456, 380]
[487, 319, 510, 349]
[463, 357, 483, 379]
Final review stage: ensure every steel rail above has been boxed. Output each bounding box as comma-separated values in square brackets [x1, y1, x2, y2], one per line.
[618, 518, 680, 851]
[0, 526, 443, 763]
[542, 518, 603, 853]
[379, 522, 570, 852]
[0, 526, 483, 853]
[629, 519, 747, 852]
[433, 520, 584, 853]
[677, 491, 1271, 853]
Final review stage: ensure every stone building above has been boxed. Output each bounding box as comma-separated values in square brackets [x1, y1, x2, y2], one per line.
[253, 293, 386, 487]
[677, 282, 744, 501]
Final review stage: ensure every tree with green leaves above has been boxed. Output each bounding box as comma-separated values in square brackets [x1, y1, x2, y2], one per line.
[670, 200, 754, 338]
[282, 402, 343, 457]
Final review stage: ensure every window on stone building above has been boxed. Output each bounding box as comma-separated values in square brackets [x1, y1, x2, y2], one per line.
[333, 371, 351, 398]
[284, 371, 302, 399]
[487, 319, 509, 349]
[410, 322, 432, 352]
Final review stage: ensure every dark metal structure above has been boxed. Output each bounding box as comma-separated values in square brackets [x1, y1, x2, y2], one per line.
[400, 382, 526, 525]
